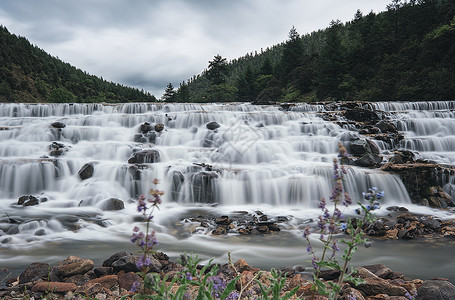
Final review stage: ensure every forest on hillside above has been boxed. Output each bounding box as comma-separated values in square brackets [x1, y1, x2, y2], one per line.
[0, 25, 156, 103]
[166, 0, 455, 103]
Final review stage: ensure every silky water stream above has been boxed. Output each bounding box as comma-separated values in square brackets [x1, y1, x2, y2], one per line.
[0, 102, 454, 281]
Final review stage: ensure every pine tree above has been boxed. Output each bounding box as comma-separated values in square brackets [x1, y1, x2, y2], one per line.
[162, 83, 176, 102]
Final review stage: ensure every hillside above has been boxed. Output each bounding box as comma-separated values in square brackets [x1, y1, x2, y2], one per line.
[0, 26, 156, 103]
[172, 0, 455, 103]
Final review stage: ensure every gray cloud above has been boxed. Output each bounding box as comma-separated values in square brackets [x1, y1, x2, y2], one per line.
[0, 0, 391, 97]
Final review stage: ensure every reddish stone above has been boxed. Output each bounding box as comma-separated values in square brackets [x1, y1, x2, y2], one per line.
[58, 256, 94, 277]
[31, 281, 77, 293]
[118, 272, 140, 291]
[87, 274, 119, 289]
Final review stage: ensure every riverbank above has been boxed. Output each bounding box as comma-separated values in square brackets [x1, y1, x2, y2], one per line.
[1, 249, 455, 299]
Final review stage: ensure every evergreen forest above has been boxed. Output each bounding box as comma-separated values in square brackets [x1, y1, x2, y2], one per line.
[0, 26, 156, 103]
[169, 0, 455, 103]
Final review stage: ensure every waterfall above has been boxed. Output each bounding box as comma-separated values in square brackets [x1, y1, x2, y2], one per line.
[2, 101, 455, 248]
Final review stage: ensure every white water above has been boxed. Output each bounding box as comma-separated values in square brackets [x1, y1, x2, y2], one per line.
[0, 101, 454, 281]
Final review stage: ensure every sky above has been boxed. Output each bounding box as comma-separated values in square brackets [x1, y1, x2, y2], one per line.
[0, 0, 392, 98]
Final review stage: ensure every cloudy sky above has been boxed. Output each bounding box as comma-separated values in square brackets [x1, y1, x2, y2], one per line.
[0, 0, 392, 97]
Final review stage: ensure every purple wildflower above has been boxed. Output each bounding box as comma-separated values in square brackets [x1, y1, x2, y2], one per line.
[343, 192, 352, 206]
[130, 280, 141, 293]
[136, 255, 152, 269]
[185, 272, 193, 281]
[318, 197, 327, 209]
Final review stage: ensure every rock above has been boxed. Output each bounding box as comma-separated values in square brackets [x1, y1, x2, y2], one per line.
[78, 163, 94, 180]
[139, 122, 153, 133]
[356, 276, 408, 296]
[390, 150, 415, 164]
[34, 229, 46, 236]
[376, 120, 398, 133]
[349, 139, 371, 156]
[355, 153, 383, 167]
[118, 272, 141, 291]
[133, 133, 147, 143]
[363, 264, 402, 280]
[340, 287, 366, 300]
[74, 282, 103, 296]
[103, 251, 131, 267]
[215, 216, 231, 225]
[94, 267, 114, 277]
[344, 107, 380, 123]
[51, 122, 66, 129]
[366, 139, 381, 155]
[147, 131, 157, 143]
[111, 254, 162, 273]
[318, 269, 340, 280]
[64, 273, 92, 285]
[417, 280, 455, 300]
[99, 198, 125, 211]
[234, 259, 251, 273]
[57, 256, 94, 278]
[19, 262, 50, 284]
[212, 227, 228, 235]
[32, 282, 77, 293]
[128, 149, 160, 164]
[87, 275, 119, 290]
[17, 195, 39, 206]
[154, 123, 164, 132]
[206, 121, 220, 130]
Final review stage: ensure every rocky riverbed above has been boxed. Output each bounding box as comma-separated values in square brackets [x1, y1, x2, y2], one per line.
[1, 249, 454, 299]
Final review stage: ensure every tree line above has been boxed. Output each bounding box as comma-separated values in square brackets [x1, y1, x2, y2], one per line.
[0, 25, 156, 103]
[166, 0, 455, 103]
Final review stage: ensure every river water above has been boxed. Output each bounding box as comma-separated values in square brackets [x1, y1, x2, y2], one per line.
[0, 102, 454, 281]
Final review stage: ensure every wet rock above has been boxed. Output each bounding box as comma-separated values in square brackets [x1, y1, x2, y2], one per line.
[17, 195, 39, 206]
[155, 123, 164, 132]
[32, 282, 77, 293]
[147, 131, 157, 143]
[78, 163, 94, 180]
[355, 153, 383, 167]
[389, 150, 416, 164]
[133, 133, 147, 143]
[215, 216, 231, 225]
[51, 122, 66, 129]
[366, 139, 381, 155]
[376, 120, 398, 133]
[48, 141, 69, 157]
[19, 262, 50, 284]
[344, 107, 380, 123]
[212, 226, 228, 235]
[57, 256, 94, 278]
[128, 149, 160, 164]
[417, 280, 455, 300]
[349, 139, 372, 156]
[139, 122, 153, 133]
[206, 121, 220, 130]
[34, 229, 46, 236]
[386, 206, 409, 212]
[190, 171, 218, 203]
[99, 198, 125, 211]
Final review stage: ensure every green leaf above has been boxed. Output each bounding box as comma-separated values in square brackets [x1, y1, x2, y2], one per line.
[220, 276, 240, 300]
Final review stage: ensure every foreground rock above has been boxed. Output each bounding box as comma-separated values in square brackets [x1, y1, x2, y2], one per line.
[2, 251, 453, 300]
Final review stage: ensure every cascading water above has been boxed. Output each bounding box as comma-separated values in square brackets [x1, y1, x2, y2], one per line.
[1, 101, 454, 281]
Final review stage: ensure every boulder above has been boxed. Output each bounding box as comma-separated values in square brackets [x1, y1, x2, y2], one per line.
[154, 123, 164, 132]
[356, 276, 408, 296]
[57, 256, 94, 278]
[51, 122, 66, 129]
[103, 251, 131, 267]
[376, 120, 398, 133]
[19, 262, 50, 284]
[32, 282, 77, 293]
[206, 121, 220, 130]
[17, 195, 39, 206]
[343, 107, 380, 123]
[355, 153, 383, 167]
[128, 149, 160, 164]
[417, 280, 455, 300]
[78, 163, 94, 180]
[118, 272, 141, 291]
[349, 139, 371, 156]
[99, 198, 125, 211]
[139, 122, 153, 133]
